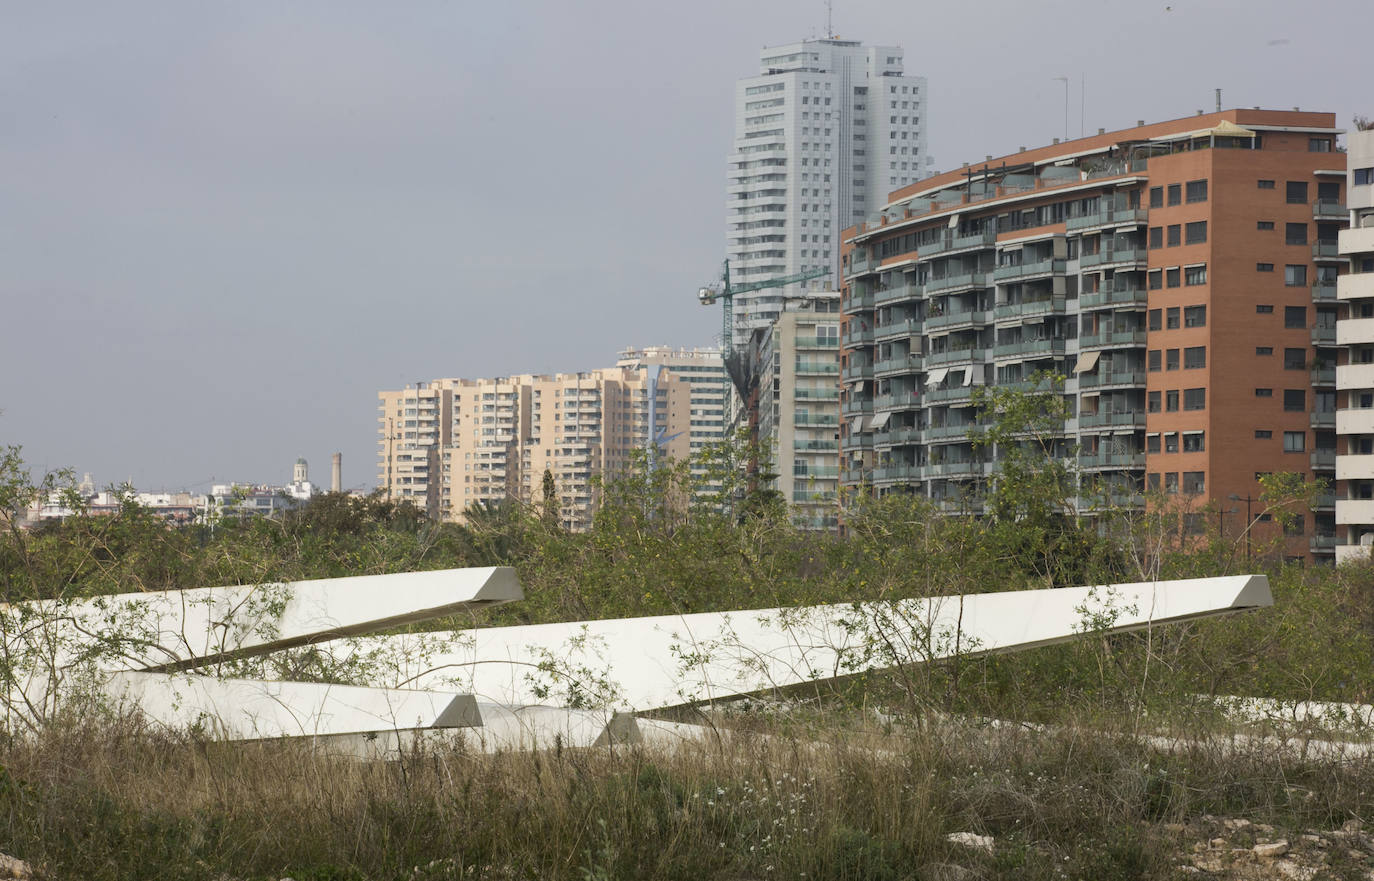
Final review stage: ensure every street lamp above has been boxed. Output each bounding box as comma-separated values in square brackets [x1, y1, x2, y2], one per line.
[1217, 505, 1238, 539]
[1229, 493, 1258, 562]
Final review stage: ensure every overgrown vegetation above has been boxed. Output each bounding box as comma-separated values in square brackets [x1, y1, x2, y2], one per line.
[3, 430, 1373, 878]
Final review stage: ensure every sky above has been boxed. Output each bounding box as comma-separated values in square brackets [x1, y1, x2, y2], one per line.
[2, 0, 1367, 492]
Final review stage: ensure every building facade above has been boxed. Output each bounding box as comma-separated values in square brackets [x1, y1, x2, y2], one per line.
[376, 349, 727, 530]
[750, 292, 843, 528]
[840, 109, 1346, 560]
[727, 39, 927, 345]
[1336, 128, 1374, 563]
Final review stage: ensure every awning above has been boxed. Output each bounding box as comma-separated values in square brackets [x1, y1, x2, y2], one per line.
[962, 369, 974, 387]
[970, 371, 986, 386]
[1074, 350, 1101, 373]
[850, 416, 866, 433]
[870, 410, 892, 429]
[1150, 119, 1256, 143]
[926, 367, 949, 387]
[948, 213, 960, 229]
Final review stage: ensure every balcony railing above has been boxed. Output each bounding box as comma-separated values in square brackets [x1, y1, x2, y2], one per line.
[1311, 449, 1336, 470]
[872, 464, 923, 482]
[1313, 241, 1342, 260]
[1312, 324, 1337, 346]
[995, 295, 1066, 321]
[926, 346, 988, 366]
[875, 284, 919, 306]
[1313, 200, 1346, 220]
[1066, 206, 1149, 231]
[926, 309, 992, 332]
[1312, 281, 1338, 303]
[1079, 410, 1146, 429]
[925, 271, 990, 294]
[875, 318, 922, 339]
[1079, 287, 1147, 310]
[844, 290, 875, 312]
[842, 327, 874, 347]
[1079, 452, 1145, 469]
[1080, 329, 1147, 349]
[1078, 369, 1145, 389]
[1080, 247, 1147, 269]
[993, 258, 1065, 281]
[840, 363, 872, 381]
[992, 337, 1066, 360]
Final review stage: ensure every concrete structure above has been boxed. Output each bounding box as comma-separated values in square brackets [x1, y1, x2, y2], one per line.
[331, 452, 342, 493]
[377, 349, 727, 530]
[840, 109, 1347, 560]
[1336, 128, 1374, 563]
[749, 292, 843, 528]
[727, 39, 927, 344]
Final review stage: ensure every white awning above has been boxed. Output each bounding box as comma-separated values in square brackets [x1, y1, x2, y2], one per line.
[851, 416, 866, 433]
[870, 410, 892, 429]
[1074, 350, 1101, 373]
[926, 367, 949, 387]
[948, 213, 960, 229]
[962, 369, 974, 387]
[970, 371, 986, 385]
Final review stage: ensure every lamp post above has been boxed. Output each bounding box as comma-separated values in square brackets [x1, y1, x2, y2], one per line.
[1053, 76, 1069, 141]
[1229, 493, 1258, 561]
[1217, 505, 1237, 539]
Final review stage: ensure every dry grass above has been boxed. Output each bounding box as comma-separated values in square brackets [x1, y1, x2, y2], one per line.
[2, 708, 1373, 881]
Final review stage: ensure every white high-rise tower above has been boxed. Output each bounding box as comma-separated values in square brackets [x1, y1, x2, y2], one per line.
[726, 39, 927, 345]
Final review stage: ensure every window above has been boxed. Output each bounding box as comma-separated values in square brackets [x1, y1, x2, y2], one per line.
[1167, 224, 1181, 246]
[1184, 305, 1206, 327]
[1184, 346, 1206, 369]
[1148, 309, 1162, 331]
[1166, 390, 1179, 412]
[1255, 430, 1272, 439]
[1256, 346, 1273, 355]
[1258, 179, 1275, 190]
[1286, 181, 1308, 204]
[1257, 262, 1274, 272]
[1165, 433, 1179, 453]
[1309, 137, 1332, 152]
[1284, 265, 1307, 287]
[1183, 513, 1206, 535]
[1256, 304, 1274, 314]
[1285, 223, 1308, 245]
[1148, 391, 1162, 412]
[1166, 348, 1180, 370]
[1166, 267, 1181, 288]
[1182, 432, 1205, 452]
[1185, 221, 1207, 244]
[1166, 307, 1180, 329]
[1284, 305, 1307, 327]
[1149, 269, 1163, 290]
[1184, 387, 1206, 410]
[1147, 186, 1162, 208]
[1165, 472, 1180, 493]
[1284, 347, 1307, 370]
[1149, 226, 1163, 249]
[1255, 388, 1273, 397]
[1257, 221, 1275, 230]
[1355, 168, 1374, 186]
[1185, 180, 1208, 203]
[1184, 265, 1207, 286]
[1147, 435, 1161, 453]
[1148, 349, 1162, 371]
[1167, 183, 1181, 206]
[1183, 471, 1206, 494]
[1283, 389, 1306, 411]
[1283, 430, 1306, 452]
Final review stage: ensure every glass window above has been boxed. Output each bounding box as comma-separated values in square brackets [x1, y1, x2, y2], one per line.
[1255, 430, 1272, 438]
[1184, 265, 1207, 286]
[1286, 181, 1308, 204]
[1285, 223, 1308, 245]
[1148, 349, 1162, 371]
[1149, 269, 1163, 290]
[1185, 221, 1207, 244]
[1185, 180, 1208, 203]
[1183, 471, 1206, 494]
[1255, 388, 1273, 397]
[1165, 433, 1179, 453]
[1182, 432, 1205, 452]
[1149, 226, 1163, 249]
[1184, 388, 1206, 410]
[1166, 390, 1180, 411]
[1283, 430, 1306, 452]
[1283, 389, 1306, 411]
[1167, 224, 1181, 246]
[1167, 183, 1182, 206]
[1256, 304, 1274, 314]
[1184, 346, 1206, 369]
[1166, 307, 1180, 329]
[1184, 305, 1206, 327]
[1166, 348, 1180, 370]
[1257, 221, 1275, 230]
[1258, 179, 1275, 190]
[1256, 346, 1273, 355]
[1148, 391, 1161, 412]
[1257, 262, 1274, 272]
[1148, 309, 1162, 331]
[1147, 434, 1161, 452]
[1284, 347, 1307, 370]
[1149, 186, 1163, 208]
[1285, 305, 1307, 327]
[1165, 472, 1179, 492]
[1284, 265, 1307, 287]
[1166, 268, 1181, 288]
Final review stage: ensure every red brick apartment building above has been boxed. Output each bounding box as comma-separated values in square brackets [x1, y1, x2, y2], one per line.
[839, 109, 1346, 560]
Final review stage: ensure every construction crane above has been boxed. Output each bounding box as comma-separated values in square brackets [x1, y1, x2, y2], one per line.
[697, 259, 830, 353]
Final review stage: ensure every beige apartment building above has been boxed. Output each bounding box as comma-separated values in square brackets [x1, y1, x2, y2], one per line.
[377, 348, 726, 530]
[750, 292, 843, 529]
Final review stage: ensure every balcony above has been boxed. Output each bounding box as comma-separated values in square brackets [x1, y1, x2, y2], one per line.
[840, 362, 872, 381]
[794, 414, 840, 428]
[926, 309, 991, 332]
[1312, 324, 1337, 346]
[1066, 206, 1149, 231]
[926, 460, 983, 478]
[874, 426, 924, 446]
[1337, 318, 1374, 347]
[1313, 200, 1346, 220]
[1337, 454, 1374, 481]
[992, 337, 1066, 361]
[1079, 287, 1147, 310]
[841, 396, 872, 416]
[1337, 408, 1374, 435]
[1081, 247, 1147, 269]
[1311, 533, 1337, 553]
[1079, 410, 1146, 430]
[924, 385, 975, 405]
[1311, 410, 1336, 430]
[926, 422, 979, 442]
[1312, 281, 1338, 304]
[1313, 241, 1342, 261]
[1079, 452, 1145, 470]
[1312, 449, 1337, 471]
[874, 355, 917, 376]
[1315, 492, 1336, 512]
[873, 391, 921, 411]
[926, 271, 990, 295]
[875, 317, 922, 340]
[1312, 365, 1335, 387]
[844, 289, 876, 312]
[794, 388, 840, 401]
[795, 439, 839, 452]
[846, 253, 876, 277]
[842, 326, 874, 347]
[1337, 364, 1374, 390]
[792, 490, 839, 503]
[872, 464, 923, 483]
[926, 346, 987, 367]
[993, 258, 1066, 281]
[795, 335, 840, 350]
[841, 432, 873, 451]
[875, 284, 919, 307]
[995, 295, 1066, 321]
[794, 465, 840, 479]
[1338, 273, 1374, 302]
[1337, 499, 1374, 525]
[1078, 369, 1145, 389]
[1079, 329, 1147, 349]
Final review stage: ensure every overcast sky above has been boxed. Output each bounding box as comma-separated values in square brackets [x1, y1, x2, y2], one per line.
[2, 1, 1366, 492]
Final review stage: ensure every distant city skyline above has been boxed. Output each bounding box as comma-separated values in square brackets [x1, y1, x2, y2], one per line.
[3, 1, 1368, 490]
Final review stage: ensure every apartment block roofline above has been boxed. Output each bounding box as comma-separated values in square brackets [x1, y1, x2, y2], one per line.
[886, 109, 1339, 206]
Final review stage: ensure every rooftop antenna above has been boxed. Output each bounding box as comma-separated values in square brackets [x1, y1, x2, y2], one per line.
[1215, 88, 1222, 112]
[826, 0, 833, 38]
